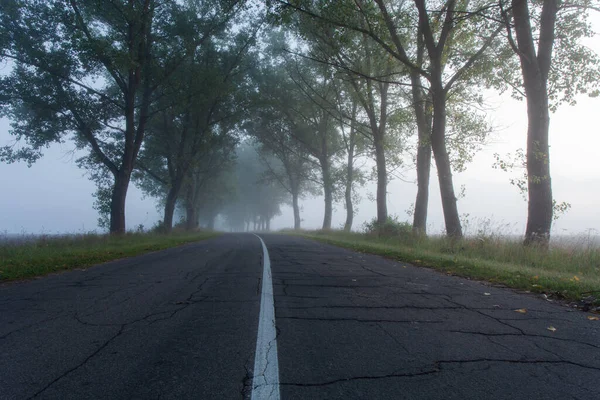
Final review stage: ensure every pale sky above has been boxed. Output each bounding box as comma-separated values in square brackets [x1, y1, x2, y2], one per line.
[2, 17, 600, 236]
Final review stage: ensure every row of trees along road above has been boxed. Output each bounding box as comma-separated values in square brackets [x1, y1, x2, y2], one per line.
[1, 1, 599, 245]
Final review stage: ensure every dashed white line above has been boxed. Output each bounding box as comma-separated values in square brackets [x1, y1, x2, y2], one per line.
[251, 234, 280, 400]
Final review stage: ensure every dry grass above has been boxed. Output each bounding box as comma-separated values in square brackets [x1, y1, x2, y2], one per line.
[298, 229, 600, 304]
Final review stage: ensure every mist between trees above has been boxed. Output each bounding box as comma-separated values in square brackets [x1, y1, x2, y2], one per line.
[1, 1, 599, 245]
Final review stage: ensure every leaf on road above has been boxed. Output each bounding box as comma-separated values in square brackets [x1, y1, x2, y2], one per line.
[483, 293, 491, 296]
[514, 308, 527, 314]
[547, 326, 557, 332]
[587, 316, 599, 321]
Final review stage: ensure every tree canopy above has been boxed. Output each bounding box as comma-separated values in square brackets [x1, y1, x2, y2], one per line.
[1, 0, 598, 243]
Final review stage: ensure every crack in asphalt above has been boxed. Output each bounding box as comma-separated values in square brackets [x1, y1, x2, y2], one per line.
[26, 324, 125, 399]
[279, 369, 439, 387]
[29, 278, 213, 398]
[438, 296, 600, 351]
[279, 359, 600, 387]
[282, 305, 463, 311]
[255, 328, 279, 399]
[0, 314, 65, 340]
[447, 330, 600, 351]
[376, 322, 410, 355]
[241, 353, 255, 399]
[277, 316, 445, 324]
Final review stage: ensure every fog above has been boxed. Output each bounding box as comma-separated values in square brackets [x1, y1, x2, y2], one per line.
[1, 89, 599, 235]
[1, 4, 600, 238]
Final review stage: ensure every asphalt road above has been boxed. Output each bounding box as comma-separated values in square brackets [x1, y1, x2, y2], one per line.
[1, 234, 599, 400]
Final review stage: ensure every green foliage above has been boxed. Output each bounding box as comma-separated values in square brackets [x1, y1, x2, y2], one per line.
[0, 0, 252, 231]
[491, 1, 600, 109]
[492, 148, 571, 220]
[363, 215, 413, 238]
[0, 231, 218, 281]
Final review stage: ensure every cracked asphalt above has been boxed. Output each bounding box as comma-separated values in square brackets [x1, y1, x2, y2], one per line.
[1, 234, 599, 399]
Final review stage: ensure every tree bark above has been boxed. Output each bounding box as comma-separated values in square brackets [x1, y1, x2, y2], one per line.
[411, 72, 432, 235]
[512, 0, 557, 245]
[321, 158, 333, 230]
[343, 150, 354, 232]
[292, 190, 301, 230]
[523, 88, 553, 245]
[343, 102, 358, 232]
[431, 89, 462, 238]
[162, 175, 184, 233]
[109, 171, 130, 234]
[266, 217, 271, 231]
[373, 135, 388, 225]
[163, 189, 177, 233]
[185, 201, 198, 231]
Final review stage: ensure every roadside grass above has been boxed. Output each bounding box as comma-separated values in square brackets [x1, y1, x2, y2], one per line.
[0, 231, 219, 282]
[298, 230, 600, 305]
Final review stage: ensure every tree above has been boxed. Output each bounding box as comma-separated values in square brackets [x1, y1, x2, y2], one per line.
[286, 61, 344, 229]
[136, 20, 256, 232]
[247, 50, 320, 230]
[255, 39, 344, 230]
[272, 0, 505, 237]
[221, 142, 288, 231]
[180, 133, 238, 230]
[499, 0, 600, 245]
[337, 98, 368, 231]
[250, 124, 316, 230]
[0, 0, 245, 233]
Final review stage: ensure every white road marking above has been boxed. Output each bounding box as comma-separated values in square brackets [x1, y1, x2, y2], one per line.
[251, 234, 281, 400]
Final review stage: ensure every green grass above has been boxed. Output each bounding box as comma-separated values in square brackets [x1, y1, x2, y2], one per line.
[298, 230, 600, 304]
[0, 231, 219, 281]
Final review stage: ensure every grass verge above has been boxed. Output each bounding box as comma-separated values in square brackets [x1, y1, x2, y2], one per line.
[298, 230, 600, 306]
[0, 231, 219, 282]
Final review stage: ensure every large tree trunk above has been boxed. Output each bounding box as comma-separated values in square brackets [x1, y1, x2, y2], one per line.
[344, 103, 358, 232]
[343, 161, 354, 232]
[321, 158, 333, 230]
[163, 172, 186, 232]
[109, 171, 130, 234]
[344, 133, 355, 232]
[163, 189, 177, 233]
[374, 135, 388, 225]
[266, 217, 271, 232]
[163, 177, 184, 233]
[292, 191, 301, 230]
[431, 90, 462, 238]
[185, 202, 198, 231]
[512, 0, 557, 245]
[413, 137, 432, 234]
[523, 89, 553, 245]
[411, 72, 432, 235]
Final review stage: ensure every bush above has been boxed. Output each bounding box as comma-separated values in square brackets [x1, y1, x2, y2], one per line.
[363, 215, 413, 238]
